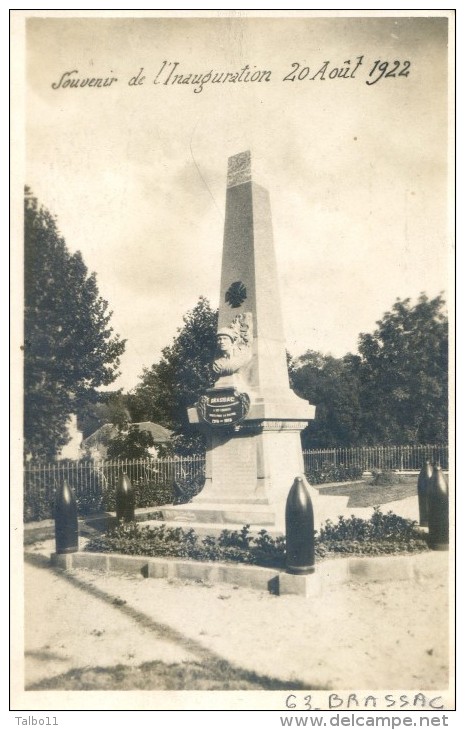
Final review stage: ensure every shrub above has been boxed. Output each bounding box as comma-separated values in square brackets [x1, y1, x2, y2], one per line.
[102, 478, 174, 512]
[317, 507, 427, 555]
[172, 470, 205, 505]
[306, 461, 363, 485]
[24, 466, 108, 522]
[24, 490, 56, 523]
[23, 462, 205, 522]
[85, 522, 287, 569]
[370, 470, 404, 486]
[85, 507, 428, 567]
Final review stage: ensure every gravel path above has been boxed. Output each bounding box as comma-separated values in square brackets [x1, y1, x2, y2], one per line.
[23, 540, 450, 694]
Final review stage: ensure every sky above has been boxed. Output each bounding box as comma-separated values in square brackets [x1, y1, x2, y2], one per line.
[24, 12, 451, 392]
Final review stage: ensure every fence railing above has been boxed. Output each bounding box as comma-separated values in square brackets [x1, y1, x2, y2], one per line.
[23, 445, 448, 522]
[23, 455, 206, 522]
[302, 444, 448, 473]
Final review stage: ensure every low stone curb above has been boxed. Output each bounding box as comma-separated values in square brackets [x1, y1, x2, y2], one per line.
[50, 549, 448, 597]
[50, 551, 280, 593]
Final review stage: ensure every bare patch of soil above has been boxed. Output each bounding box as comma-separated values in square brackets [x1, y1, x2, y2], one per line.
[24, 542, 449, 692]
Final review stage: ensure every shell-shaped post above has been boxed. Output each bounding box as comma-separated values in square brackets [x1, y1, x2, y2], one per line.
[285, 476, 315, 575]
[417, 459, 433, 527]
[428, 465, 449, 550]
[116, 472, 135, 523]
[54, 478, 79, 554]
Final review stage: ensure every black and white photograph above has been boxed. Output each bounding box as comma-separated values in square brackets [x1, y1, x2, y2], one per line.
[11, 8, 454, 716]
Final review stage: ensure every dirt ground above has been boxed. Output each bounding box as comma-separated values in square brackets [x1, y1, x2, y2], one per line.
[22, 539, 450, 693]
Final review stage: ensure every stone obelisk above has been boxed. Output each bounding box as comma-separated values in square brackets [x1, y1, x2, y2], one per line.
[188, 151, 315, 527]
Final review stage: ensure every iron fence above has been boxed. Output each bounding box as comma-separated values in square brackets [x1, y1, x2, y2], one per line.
[23, 445, 448, 522]
[302, 444, 449, 473]
[23, 455, 206, 522]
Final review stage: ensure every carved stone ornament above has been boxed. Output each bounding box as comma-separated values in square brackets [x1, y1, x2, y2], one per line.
[230, 312, 252, 346]
[213, 312, 253, 376]
[225, 281, 247, 308]
[227, 150, 252, 188]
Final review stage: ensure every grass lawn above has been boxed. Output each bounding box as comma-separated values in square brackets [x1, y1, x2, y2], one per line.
[27, 657, 317, 691]
[317, 475, 418, 508]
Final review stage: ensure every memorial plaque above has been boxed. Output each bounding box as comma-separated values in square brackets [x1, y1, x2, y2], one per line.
[197, 388, 250, 427]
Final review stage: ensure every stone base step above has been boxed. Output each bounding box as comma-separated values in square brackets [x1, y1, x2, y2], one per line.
[193, 495, 271, 505]
[160, 502, 276, 527]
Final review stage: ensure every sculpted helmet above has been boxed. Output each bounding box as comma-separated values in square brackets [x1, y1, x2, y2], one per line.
[216, 327, 236, 341]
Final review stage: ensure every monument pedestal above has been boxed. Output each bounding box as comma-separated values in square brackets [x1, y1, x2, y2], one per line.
[190, 416, 311, 530]
[186, 359, 316, 526]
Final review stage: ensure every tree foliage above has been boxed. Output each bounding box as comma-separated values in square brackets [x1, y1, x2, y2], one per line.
[354, 294, 448, 444]
[290, 294, 448, 447]
[131, 293, 447, 453]
[78, 390, 131, 439]
[106, 424, 155, 461]
[289, 351, 362, 448]
[24, 188, 126, 461]
[130, 297, 218, 453]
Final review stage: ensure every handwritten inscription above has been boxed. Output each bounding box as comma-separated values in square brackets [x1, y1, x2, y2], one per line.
[51, 70, 118, 89]
[282, 57, 410, 84]
[50, 56, 411, 93]
[366, 59, 411, 85]
[285, 692, 445, 711]
[283, 56, 364, 81]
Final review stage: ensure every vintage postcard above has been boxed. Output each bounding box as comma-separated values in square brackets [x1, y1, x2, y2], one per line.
[11, 8, 455, 719]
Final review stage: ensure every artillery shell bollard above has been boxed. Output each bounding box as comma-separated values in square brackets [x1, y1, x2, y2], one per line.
[417, 459, 433, 527]
[428, 465, 449, 551]
[54, 479, 79, 554]
[285, 476, 315, 575]
[116, 472, 135, 523]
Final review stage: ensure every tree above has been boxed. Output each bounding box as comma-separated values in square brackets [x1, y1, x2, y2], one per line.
[129, 292, 448, 454]
[290, 351, 362, 448]
[24, 188, 126, 460]
[130, 297, 218, 453]
[78, 390, 132, 439]
[106, 424, 155, 460]
[354, 293, 448, 444]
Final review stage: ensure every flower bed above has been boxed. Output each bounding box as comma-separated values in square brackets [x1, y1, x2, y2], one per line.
[84, 508, 428, 569]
